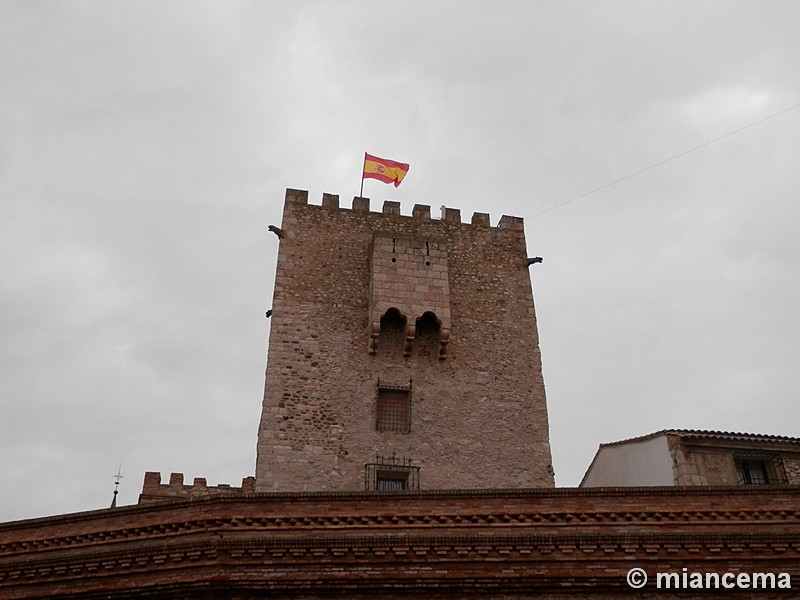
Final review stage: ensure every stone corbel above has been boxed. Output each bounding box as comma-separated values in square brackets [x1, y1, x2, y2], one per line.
[368, 321, 380, 354]
[403, 324, 416, 357]
[439, 328, 450, 359]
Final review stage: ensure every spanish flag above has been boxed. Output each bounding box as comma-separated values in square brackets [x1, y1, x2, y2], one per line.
[362, 153, 409, 187]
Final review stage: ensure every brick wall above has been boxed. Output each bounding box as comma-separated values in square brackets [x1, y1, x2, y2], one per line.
[256, 190, 553, 492]
[2, 487, 799, 598]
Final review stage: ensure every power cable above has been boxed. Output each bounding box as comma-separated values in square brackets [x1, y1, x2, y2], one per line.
[529, 101, 800, 219]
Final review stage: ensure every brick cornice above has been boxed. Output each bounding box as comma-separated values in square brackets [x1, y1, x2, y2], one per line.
[3, 504, 800, 557]
[2, 532, 799, 596]
[5, 484, 800, 531]
[2, 488, 799, 597]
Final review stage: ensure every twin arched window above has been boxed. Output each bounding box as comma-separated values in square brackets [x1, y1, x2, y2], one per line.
[377, 308, 441, 360]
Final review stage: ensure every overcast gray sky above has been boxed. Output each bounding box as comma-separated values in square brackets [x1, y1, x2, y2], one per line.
[2, 1, 799, 522]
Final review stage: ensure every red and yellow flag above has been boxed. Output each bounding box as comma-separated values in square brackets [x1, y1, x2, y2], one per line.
[363, 153, 409, 187]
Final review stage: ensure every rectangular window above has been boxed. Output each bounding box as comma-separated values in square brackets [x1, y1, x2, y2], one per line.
[376, 472, 408, 491]
[376, 387, 411, 433]
[736, 459, 769, 484]
[364, 457, 420, 491]
[734, 453, 786, 485]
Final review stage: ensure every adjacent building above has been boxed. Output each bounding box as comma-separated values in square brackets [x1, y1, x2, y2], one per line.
[581, 429, 800, 487]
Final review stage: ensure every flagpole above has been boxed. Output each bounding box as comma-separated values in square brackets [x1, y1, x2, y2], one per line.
[360, 152, 366, 197]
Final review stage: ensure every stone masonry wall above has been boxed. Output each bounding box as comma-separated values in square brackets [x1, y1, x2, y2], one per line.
[669, 435, 800, 486]
[368, 230, 451, 357]
[784, 457, 800, 483]
[255, 189, 553, 491]
[673, 450, 737, 485]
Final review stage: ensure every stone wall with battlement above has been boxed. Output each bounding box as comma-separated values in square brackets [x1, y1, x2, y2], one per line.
[138, 471, 255, 504]
[256, 189, 553, 492]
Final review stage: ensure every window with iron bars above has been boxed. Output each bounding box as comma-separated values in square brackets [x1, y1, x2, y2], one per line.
[365, 455, 420, 491]
[376, 472, 409, 491]
[734, 452, 787, 485]
[376, 386, 411, 433]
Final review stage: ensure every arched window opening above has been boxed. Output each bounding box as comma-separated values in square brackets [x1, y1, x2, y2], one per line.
[414, 311, 441, 360]
[378, 308, 406, 356]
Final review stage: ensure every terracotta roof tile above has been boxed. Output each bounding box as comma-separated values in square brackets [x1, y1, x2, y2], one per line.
[600, 429, 800, 448]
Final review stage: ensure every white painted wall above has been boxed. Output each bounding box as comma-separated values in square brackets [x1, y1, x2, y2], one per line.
[580, 434, 674, 487]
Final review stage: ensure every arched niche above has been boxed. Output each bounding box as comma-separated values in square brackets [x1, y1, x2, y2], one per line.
[370, 308, 407, 356]
[414, 311, 442, 360]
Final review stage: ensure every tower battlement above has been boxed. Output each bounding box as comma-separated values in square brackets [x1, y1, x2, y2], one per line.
[284, 188, 525, 230]
[257, 188, 553, 493]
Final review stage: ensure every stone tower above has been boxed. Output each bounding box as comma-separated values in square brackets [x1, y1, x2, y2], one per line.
[255, 189, 554, 491]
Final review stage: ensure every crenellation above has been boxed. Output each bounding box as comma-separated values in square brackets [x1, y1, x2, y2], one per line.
[382, 200, 401, 215]
[352, 196, 370, 211]
[471, 212, 490, 226]
[412, 204, 431, 219]
[285, 188, 309, 205]
[442, 207, 461, 223]
[139, 471, 256, 504]
[498, 214, 524, 230]
[283, 190, 533, 229]
[321, 193, 339, 209]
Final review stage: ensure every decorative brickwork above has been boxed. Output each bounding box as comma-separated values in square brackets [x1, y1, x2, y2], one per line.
[1, 486, 799, 598]
[256, 190, 553, 492]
